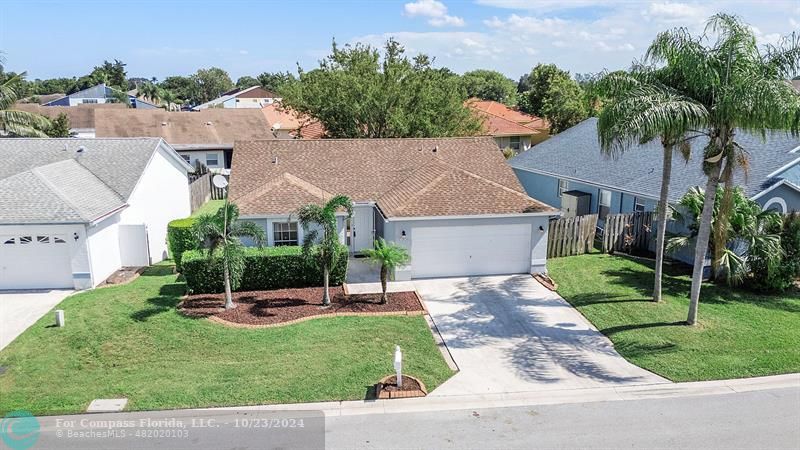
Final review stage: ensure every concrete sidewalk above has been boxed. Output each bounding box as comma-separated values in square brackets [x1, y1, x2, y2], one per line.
[205, 373, 799, 417]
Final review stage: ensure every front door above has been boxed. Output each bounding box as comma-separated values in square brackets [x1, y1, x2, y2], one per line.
[351, 205, 375, 253]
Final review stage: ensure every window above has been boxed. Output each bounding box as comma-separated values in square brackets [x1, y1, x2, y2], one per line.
[181, 154, 191, 163]
[599, 189, 612, 220]
[3, 237, 14, 245]
[205, 153, 219, 167]
[509, 136, 521, 151]
[634, 197, 646, 212]
[273, 222, 298, 246]
[82, 99, 98, 104]
[37, 236, 50, 243]
[558, 179, 569, 197]
[19, 236, 32, 244]
[53, 236, 66, 244]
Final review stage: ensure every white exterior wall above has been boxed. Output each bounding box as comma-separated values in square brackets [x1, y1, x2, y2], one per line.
[384, 214, 552, 279]
[121, 145, 191, 263]
[176, 150, 226, 170]
[494, 136, 533, 152]
[0, 223, 92, 290]
[67, 98, 109, 106]
[86, 214, 122, 286]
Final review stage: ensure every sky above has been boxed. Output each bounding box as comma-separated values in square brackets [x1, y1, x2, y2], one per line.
[1, 0, 798, 82]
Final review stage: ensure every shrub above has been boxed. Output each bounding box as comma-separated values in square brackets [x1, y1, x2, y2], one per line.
[749, 212, 800, 293]
[181, 244, 349, 294]
[167, 218, 198, 271]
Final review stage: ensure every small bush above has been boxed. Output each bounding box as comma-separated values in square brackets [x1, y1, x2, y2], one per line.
[182, 244, 349, 294]
[167, 218, 198, 271]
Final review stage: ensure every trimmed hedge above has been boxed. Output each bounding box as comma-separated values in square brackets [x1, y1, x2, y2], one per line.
[167, 218, 198, 272]
[182, 245, 349, 294]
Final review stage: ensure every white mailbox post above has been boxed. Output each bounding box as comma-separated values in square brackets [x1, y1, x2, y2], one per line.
[394, 345, 403, 387]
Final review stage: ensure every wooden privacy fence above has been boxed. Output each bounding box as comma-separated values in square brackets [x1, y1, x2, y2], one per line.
[547, 214, 598, 258]
[189, 172, 211, 213]
[602, 211, 654, 253]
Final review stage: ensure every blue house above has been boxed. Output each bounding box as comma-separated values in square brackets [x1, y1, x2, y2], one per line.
[43, 83, 158, 109]
[509, 118, 800, 221]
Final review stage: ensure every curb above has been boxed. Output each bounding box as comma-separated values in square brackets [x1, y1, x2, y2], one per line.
[200, 373, 799, 417]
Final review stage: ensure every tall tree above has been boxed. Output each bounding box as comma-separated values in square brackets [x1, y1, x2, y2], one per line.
[0, 73, 50, 137]
[137, 81, 161, 104]
[235, 76, 259, 90]
[161, 75, 196, 105]
[518, 63, 571, 116]
[89, 59, 127, 91]
[193, 203, 265, 309]
[281, 39, 482, 138]
[297, 195, 353, 306]
[191, 67, 234, 104]
[598, 69, 708, 302]
[540, 76, 589, 133]
[256, 71, 295, 94]
[461, 69, 517, 105]
[646, 14, 800, 325]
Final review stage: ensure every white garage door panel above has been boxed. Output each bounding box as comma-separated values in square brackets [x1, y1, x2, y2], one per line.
[0, 235, 73, 290]
[411, 224, 532, 278]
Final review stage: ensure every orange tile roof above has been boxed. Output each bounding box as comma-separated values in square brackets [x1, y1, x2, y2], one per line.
[261, 104, 325, 139]
[467, 98, 550, 137]
[230, 137, 556, 218]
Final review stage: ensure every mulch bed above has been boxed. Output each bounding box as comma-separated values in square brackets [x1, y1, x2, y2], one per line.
[376, 375, 427, 399]
[180, 286, 424, 327]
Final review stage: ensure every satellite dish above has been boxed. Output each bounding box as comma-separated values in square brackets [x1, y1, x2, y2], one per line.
[212, 174, 228, 189]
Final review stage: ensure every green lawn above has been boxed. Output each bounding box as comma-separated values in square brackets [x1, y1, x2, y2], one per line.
[0, 265, 453, 416]
[548, 253, 800, 382]
[191, 199, 225, 217]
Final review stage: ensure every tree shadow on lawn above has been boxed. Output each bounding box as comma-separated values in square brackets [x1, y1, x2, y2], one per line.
[565, 293, 655, 307]
[130, 282, 185, 322]
[598, 258, 800, 314]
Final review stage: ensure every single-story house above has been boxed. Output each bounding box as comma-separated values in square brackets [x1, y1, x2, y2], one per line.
[93, 108, 274, 172]
[192, 86, 281, 110]
[510, 118, 800, 218]
[467, 99, 550, 153]
[0, 138, 192, 290]
[43, 83, 158, 109]
[229, 137, 558, 279]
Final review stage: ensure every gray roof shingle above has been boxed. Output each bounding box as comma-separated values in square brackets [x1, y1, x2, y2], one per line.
[0, 138, 164, 224]
[509, 118, 800, 202]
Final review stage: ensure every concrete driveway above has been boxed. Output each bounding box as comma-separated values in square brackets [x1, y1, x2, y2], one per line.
[414, 275, 667, 396]
[0, 290, 73, 351]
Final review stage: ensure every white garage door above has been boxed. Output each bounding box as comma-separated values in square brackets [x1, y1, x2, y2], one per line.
[0, 234, 73, 290]
[411, 223, 532, 278]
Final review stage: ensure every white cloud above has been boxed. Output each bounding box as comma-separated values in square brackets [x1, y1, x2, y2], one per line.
[238, 49, 249, 55]
[643, 2, 707, 24]
[404, 0, 465, 27]
[475, 0, 617, 11]
[484, 14, 570, 36]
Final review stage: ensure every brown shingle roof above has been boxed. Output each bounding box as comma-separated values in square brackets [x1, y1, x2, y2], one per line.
[94, 108, 273, 146]
[230, 137, 556, 218]
[261, 104, 326, 139]
[12, 103, 126, 129]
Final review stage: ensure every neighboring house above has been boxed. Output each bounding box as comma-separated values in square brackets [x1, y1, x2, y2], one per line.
[509, 118, 800, 220]
[467, 99, 550, 153]
[94, 108, 274, 172]
[0, 138, 192, 290]
[12, 103, 126, 138]
[229, 137, 558, 279]
[261, 103, 326, 139]
[192, 86, 280, 110]
[43, 83, 158, 109]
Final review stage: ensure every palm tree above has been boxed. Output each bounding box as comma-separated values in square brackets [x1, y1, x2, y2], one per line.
[598, 69, 708, 302]
[1, 73, 50, 137]
[646, 13, 800, 325]
[297, 195, 353, 306]
[668, 186, 783, 285]
[193, 202, 265, 309]
[137, 81, 162, 105]
[362, 238, 411, 304]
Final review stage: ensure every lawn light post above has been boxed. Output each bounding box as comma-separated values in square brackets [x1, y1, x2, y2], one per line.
[394, 345, 403, 387]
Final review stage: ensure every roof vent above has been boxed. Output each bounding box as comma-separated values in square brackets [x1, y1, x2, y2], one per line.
[206, 121, 213, 126]
[63, 144, 68, 151]
[76, 145, 86, 154]
[432, 145, 438, 153]
[272, 156, 278, 164]
[161, 122, 167, 126]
